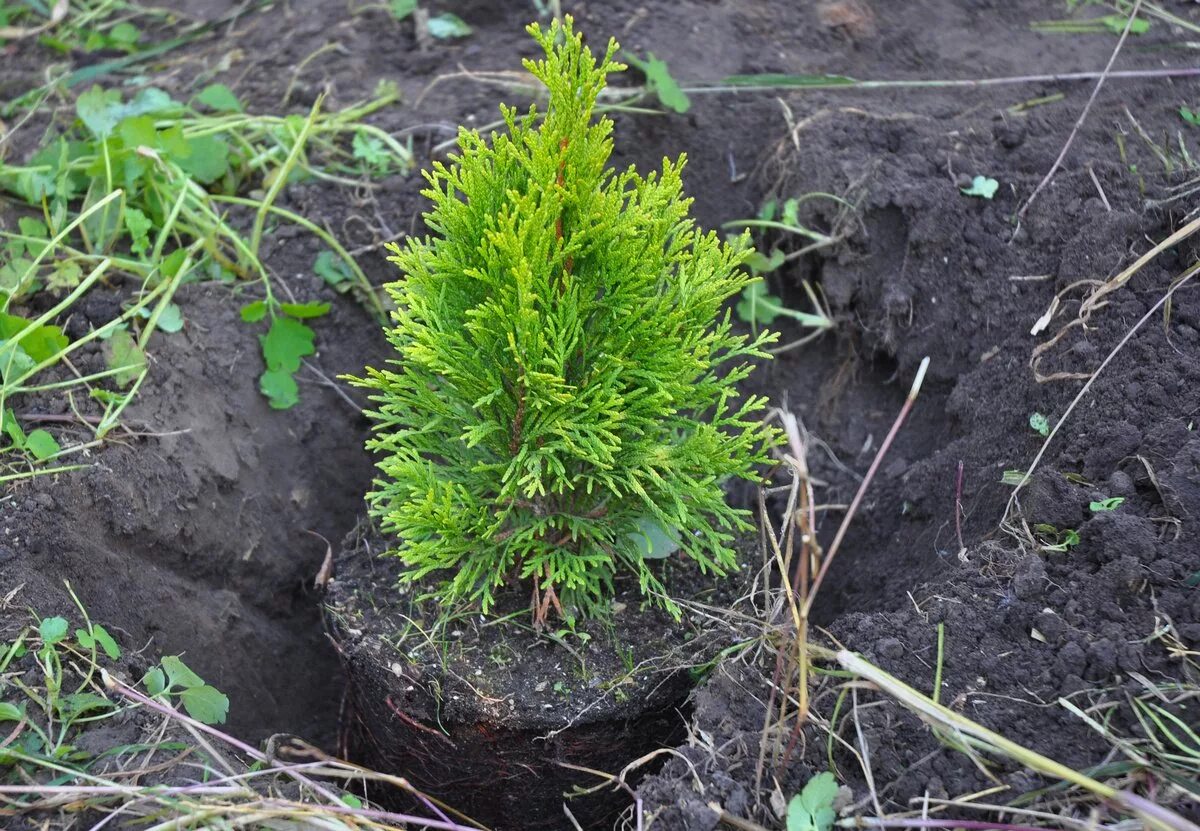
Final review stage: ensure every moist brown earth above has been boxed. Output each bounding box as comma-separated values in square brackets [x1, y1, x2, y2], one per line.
[2, 0, 1199, 828]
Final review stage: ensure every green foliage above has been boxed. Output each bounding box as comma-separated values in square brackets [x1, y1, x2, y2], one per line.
[1090, 496, 1125, 512]
[623, 51, 691, 113]
[142, 655, 230, 725]
[736, 282, 832, 331]
[426, 12, 472, 39]
[787, 772, 838, 831]
[961, 175, 999, 199]
[1034, 523, 1080, 553]
[1029, 411, 1050, 437]
[354, 18, 778, 619]
[0, 80, 404, 475]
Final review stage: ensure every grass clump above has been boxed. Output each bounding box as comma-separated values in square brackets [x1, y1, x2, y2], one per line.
[355, 17, 778, 624]
[1, 72, 410, 480]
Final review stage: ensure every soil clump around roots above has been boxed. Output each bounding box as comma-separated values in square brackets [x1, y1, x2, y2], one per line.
[324, 527, 761, 830]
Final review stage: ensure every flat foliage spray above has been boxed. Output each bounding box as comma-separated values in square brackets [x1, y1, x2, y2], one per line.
[355, 18, 778, 622]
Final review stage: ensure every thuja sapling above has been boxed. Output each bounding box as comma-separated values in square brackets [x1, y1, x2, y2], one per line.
[354, 17, 779, 624]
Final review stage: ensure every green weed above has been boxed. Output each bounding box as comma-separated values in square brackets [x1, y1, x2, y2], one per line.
[786, 771, 837, 831]
[0, 74, 410, 475]
[725, 197, 838, 353]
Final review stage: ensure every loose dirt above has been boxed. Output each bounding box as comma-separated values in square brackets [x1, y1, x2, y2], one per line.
[3, 0, 1198, 827]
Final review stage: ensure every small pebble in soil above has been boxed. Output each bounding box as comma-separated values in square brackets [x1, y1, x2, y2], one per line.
[875, 637, 904, 660]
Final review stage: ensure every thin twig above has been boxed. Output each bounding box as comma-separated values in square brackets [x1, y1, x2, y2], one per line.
[803, 357, 930, 617]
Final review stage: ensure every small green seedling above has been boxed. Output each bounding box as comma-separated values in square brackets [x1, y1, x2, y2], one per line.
[725, 196, 837, 349]
[2, 409, 61, 461]
[1034, 523, 1080, 553]
[1029, 412, 1050, 437]
[426, 12, 472, 38]
[736, 282, 833, 332]
[1180, 106, 1200, 127]
[623, 51, 691, 113]
[142, 655, 230, 725]
[961, 175, 999, 199]
[787, 771, 838, 831]
[388, 2, 472, 38]
[240, 300, 330, 409]
[1090, 496, 1125, 513]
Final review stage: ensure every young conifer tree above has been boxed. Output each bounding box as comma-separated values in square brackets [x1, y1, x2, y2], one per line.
[355, 17, 778, 623]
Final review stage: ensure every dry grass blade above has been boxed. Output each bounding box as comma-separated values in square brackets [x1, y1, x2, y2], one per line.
[827, 648, 1198, 831]
[0, 0, 68, 39]
[1031, 212, 1200, 382]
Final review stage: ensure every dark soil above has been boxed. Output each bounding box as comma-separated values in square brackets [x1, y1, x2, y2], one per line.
[3, 0, 1199, 829]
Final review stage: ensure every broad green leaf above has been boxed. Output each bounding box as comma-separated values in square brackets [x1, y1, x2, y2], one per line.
[17, 216, 48, 257]
[195, 83, 242, 113]
[160, 655, 205, 690]
[154, 302, 185, 334]
[426, 13, 472, 39]
[961, 175, 999, 199]
[1090, 496, 1125, 512]
[109, 22, 141, 47]
[260, 317, 314, 373]
[314, 250, 352, 287]
[179, 135, 230, 184]
[39, 617, 69, 646]
[745, 247, 785, 275]
[340, 793, 364, 808]
[787, 772, 838, 831]
[160, 248, 188, 279]
[92, 625, 121, 659]
[1029, 412, 1050, 437]
[0, 313, 69, 362]
[0, 702, 24, 721]
[48, 260, 83, 291]
[627, 517, 680, 560]
[56, 692, 112, 719]
[0, 341, 36, 384]
[106, 328, 145, 387]
[125, 206, 153, 255]
[180, 685, 229, 724]
[240, 300, 268, 323]
[280, 301, 330, 319]
[260, 369, 299, 410]
[352, 130, 388, 170]
[75, 86, 122, 138]
[624, 51, 690, 113]
[1181, 106, 1200, 127]
[389, 0, 417, 20]
[142, 667, 166, 696]
[24, 429, 60, 461]
[2, 408, 25, 447]
[77, 86, 175, 139]
[1098, 14, 1149, 35]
